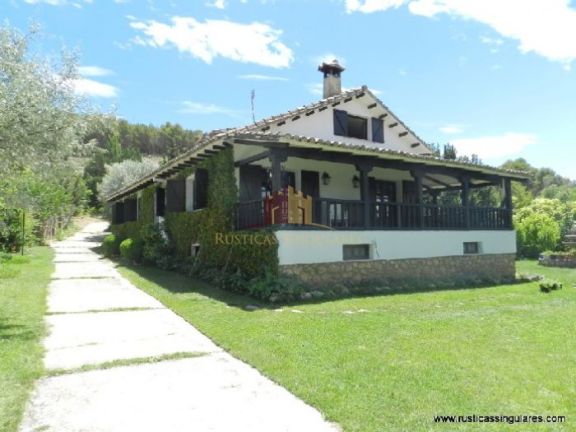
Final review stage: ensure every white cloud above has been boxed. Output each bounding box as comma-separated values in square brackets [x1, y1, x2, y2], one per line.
[206, 0, 226, 9]
[130, 16, 294, 68]
[238, 74, 289, 81]
[346, 0, 576, 68]
[450, 132, 536, 161]
[307, 83, 323, 96]
[78, 66, 113, 77]
[315, 53, 346, 66]
[23, 0, 91, 5]
[73, 78, 118, 98]
[180, 101, 241, 116]
[345, 0, 405, 13]
[439, 124, 463, 134]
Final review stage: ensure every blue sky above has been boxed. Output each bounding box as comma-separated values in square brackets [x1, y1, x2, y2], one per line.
[5, 0, 576, 179]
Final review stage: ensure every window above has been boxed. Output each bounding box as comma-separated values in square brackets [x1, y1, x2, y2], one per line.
[334, 109, 367, 140]
[463, 242, 481, 254]
[334, 109, 383, 142]
[343, 244, 371, 261]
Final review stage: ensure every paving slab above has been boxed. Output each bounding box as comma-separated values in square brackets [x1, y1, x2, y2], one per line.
[53, 253, 103, 263]
[51, 261, 118, 279]
[20, 356, 339, 432]
[48, 278, 163, 314]
[44, 309, 220, 370]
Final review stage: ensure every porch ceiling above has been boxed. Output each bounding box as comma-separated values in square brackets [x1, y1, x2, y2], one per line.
[105, 131, 529, 203]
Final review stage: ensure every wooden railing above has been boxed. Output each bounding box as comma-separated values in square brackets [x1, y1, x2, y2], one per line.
[235, 199, 265, 230]
[235, 199, 513, 230]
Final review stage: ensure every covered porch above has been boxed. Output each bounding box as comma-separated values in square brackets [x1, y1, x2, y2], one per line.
[233, 136, 519, 231]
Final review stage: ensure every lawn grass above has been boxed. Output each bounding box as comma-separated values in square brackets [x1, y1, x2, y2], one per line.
[118, 260, 576, 432]
[0, 248, 53, 432]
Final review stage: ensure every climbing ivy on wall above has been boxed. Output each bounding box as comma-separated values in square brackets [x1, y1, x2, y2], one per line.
[164, 147, 278, 280]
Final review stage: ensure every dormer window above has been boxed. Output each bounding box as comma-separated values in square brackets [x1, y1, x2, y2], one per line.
[334, 109, 383, 142]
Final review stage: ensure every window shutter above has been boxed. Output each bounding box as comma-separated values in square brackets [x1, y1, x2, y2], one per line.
[118, 202, 125, 223]
[333, 109, 348, 136]
[156, 188, 165, 217]
[194, 168, 209, 209]
[372, 117, 384, 143]
[125, 198, 138, 221]
[166, 179, 186, 213]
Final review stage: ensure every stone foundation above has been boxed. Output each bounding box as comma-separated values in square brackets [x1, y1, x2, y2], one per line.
[539, 255, 576, 268]
[280, 253, 516, 290]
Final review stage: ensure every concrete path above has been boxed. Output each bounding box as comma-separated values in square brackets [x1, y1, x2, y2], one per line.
[20, 223, 339, 432]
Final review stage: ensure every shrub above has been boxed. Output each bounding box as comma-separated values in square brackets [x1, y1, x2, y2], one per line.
[102, 234, 120, 257]
[141, 223, 172, 266]
[539, 279, 563, 293]
[119, 238, 144, 263]
[516, 213, 561, 258]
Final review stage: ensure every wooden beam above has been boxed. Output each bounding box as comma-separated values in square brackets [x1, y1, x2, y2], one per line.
[234, 150, 270, 167]
[233, 138, 289, 148]
[389, 122, 399, 128]
[367, 103, 377, 109]
[424, 175, 454, 188]
[277, 120, 286, 126]
[203, 149, 219, 155]
[411, 143, 421, 148]
[379, 113, 388, 119]
[212, 144, 227, 150]
[399, 131, 408, 137]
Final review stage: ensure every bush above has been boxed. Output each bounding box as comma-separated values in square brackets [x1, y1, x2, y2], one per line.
[516, 213, 561, 258]
[141, 223, 172, 266]
[102, 234, 120, 257]
[539, 279, 563, 293]
[119, 238, 144, 263]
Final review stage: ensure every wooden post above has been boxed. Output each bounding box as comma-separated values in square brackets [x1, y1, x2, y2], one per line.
[355, 162, 373, 228]
[504, 178, 513, 228]
[269, 148, 288, 193]
[413, 170, 424, 228]
[461, 175, 470, 229]
[21, 209, 25, 256]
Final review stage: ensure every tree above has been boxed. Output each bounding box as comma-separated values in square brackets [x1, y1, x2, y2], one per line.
[0, 24, 87, 173]
[98, 159, 159, 202]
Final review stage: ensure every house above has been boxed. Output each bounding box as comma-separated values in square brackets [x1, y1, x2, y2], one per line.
[106, 61, 529, 290]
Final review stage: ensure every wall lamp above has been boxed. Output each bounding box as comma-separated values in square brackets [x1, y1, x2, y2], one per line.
[322, 172, 331, 186]
[352, 174, 360, 188]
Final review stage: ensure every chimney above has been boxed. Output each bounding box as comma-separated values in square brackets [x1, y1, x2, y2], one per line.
[318, 59, 345, 98]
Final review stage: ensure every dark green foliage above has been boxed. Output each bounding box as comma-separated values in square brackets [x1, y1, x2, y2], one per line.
[119, 238, 144, 263]
[0, 209, 25, 252]
[246, 272, 304, 301]
[516, 213, 561, 258]
[111, 221, 142, 242]
[539, 279, 563, 293]
[102, 234, 120, 257]
[140, 223, 172, 267]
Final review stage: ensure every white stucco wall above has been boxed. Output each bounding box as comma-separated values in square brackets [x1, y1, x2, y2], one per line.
[265, 95, 430, 155]
[233, 144, 415, 201]
[275, 230, 517, 265]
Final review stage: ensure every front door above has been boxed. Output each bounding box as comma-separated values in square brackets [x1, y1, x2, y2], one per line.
[301, 170, 320, 223]
[239, 165, 268, 201]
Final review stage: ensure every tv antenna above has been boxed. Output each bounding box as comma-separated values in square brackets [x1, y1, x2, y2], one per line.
[251, 89, 256, 124]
